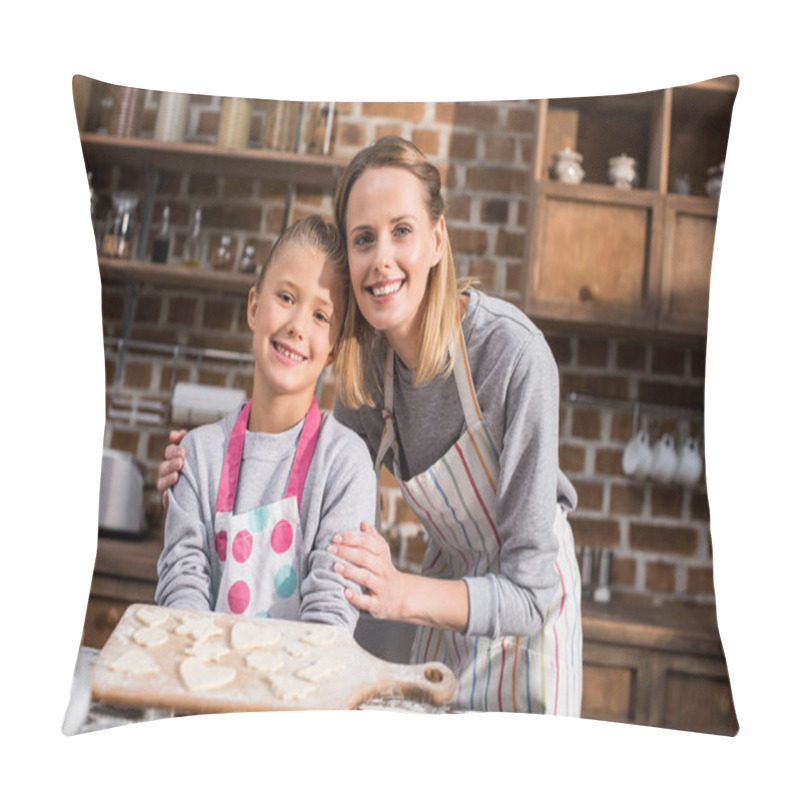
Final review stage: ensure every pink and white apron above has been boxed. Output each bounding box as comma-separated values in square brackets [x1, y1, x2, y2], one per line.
[374, 330, 583, 714]
[214, 398, 321, 619]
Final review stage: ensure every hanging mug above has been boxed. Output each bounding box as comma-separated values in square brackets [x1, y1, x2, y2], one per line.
[622, 428, 653, 480]
[650, 433, 679, 483]
[675, 437, 704, 488]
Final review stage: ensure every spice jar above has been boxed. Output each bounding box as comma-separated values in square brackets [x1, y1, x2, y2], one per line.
[101, 193, 140, 259]
[217, 97, 253, 149]
[238, 244, 258, 274]
[211, 235, 234, 270]
[307, 102, 338, 155]
[263, 100, 301, 151]
[109, 86, 145, 138]
[154, 92, 190, 142]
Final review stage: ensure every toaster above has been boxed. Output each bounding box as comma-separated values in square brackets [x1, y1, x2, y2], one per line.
[98, 448, 147, 538]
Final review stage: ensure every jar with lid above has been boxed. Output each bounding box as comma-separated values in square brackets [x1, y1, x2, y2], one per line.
[217, 97, 253, 149]
[705, 162, 724, 199]
[101, 193, 140, 259]
[151, 206, 171, 263]
[211, 235, 234, 270]
[181, 209, 203, 268]
[238, 244, 258, 274]
[307, 102, 338, 155]
[108, 85, 145, 138]
[608, 153, 638, 189]
[550, 147, 585, 184]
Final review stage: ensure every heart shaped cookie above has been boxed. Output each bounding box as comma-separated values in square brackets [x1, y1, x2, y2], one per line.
[179, 657, 236, 692]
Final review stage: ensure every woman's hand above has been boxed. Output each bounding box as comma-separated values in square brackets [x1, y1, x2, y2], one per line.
[157, 430, 187, 508]
[328, 522, 408, 621]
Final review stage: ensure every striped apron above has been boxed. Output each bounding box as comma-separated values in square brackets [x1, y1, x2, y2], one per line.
[374, 331, 582, 714]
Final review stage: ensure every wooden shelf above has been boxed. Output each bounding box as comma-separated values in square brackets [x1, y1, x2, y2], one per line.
[80, 132, 348, 188]
[99, 257, 256, 295]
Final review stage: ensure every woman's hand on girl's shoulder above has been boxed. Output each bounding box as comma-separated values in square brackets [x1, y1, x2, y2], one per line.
[157, 429, 187, 507]
[327, 522, 407, 621]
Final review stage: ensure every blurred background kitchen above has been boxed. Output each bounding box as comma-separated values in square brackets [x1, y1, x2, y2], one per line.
[74, 75, 738, 734]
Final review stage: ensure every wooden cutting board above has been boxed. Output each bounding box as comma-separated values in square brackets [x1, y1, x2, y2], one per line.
[91, 604, 455, 714]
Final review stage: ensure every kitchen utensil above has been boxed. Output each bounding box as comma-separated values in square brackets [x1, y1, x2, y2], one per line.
[98, 449, 147, 537]
[91, 604, 456, 713]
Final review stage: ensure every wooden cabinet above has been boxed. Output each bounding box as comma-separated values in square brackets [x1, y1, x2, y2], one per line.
[524, 76, 737, 336]
[581, 599, 738, 736]
[82, 536, 161, 649]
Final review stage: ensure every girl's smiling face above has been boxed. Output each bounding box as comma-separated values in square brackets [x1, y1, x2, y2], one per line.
[247, 243, 342, 408]
[344, 166, 444, 365]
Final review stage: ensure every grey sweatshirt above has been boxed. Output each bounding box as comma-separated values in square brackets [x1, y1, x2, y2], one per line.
[334, 289, 578, 639]
[155, 407, 376, 633]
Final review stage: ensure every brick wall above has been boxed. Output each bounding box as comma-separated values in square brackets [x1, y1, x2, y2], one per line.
[91, 86, 715, 608]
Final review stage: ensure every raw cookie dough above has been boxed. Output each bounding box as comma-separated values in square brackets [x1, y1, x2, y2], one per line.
[301, 627, 338, 647]
[231, 622, 282, 651]
[285, 641, 310, 659]
[109, 649, 160, 676]
[179, 657, 236, 693]
[296, 657, 345, 683]
[133, 627, 169, 647]
[185, 640, 230, 662]
[175, 616, 224, 643]
[135, 606, 170, 627]
[245, 650, 285, 674]
[265, 674, 317, 702]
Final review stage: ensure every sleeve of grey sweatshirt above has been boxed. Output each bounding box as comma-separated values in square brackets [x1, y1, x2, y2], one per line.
[462, 332, 563, 639]
[155, 428, 217, 612]
[298, 420, 376, 632]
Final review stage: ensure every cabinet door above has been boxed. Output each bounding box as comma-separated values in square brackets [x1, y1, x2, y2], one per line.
[525, 182, 664, 329]
[658, 195, 719, 335]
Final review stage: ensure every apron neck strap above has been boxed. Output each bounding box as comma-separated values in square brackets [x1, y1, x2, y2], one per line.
[215, 397, 322, 514]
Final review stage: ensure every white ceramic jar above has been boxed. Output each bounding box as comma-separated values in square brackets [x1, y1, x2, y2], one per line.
[608, 153, 638, 189]
[550, 147, 585, 184]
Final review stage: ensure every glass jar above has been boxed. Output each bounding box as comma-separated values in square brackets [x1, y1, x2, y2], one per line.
[101, 193, 140, 259]
[217, 97, 253, 149]
[154, 92, 190, 143]
[109, 86, 145, 138]
[238, 244, 258, 274]
[211, 235, 234, 270]
[608, 153, 638, 189]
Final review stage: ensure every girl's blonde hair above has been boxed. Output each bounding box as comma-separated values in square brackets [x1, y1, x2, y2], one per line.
[333, 136, 466, 408]
[254, 214, 350, 356]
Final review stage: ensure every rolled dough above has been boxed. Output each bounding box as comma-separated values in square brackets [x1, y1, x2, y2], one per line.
[301, 627, 337, 647]
[231, 622, 282, 651]
[135, 606, 170, 627]
[132, 627, 169, 647]
[265, 674, 317, 702]
[185, 640, 230, 662]
[175, 616, 224, 643]
[179, 657, 236, 693]
[296, 657, 345, 683]
[245, 650, 285, 673]
[109, 649, 160, 676]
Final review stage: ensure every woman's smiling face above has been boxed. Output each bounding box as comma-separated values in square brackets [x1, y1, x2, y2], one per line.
[344, 166, 444, 364]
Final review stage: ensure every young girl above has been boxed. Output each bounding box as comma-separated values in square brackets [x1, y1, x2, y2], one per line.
[155, 215, 375, 632]
[159, 138, 582, 715]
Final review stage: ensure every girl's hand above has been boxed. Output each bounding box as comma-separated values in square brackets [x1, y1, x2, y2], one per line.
[157, 430, 187, 508]
[328, 522, 407, 621]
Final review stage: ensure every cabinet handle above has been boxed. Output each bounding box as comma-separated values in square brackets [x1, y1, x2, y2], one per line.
[579, 285, 594, 302]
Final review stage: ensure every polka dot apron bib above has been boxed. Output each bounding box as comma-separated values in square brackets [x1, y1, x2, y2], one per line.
[374, 330, 583, 714]
[214, 398, 321, 619]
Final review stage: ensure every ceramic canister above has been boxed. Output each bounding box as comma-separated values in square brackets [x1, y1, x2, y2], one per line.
[154, 92, 190, 142]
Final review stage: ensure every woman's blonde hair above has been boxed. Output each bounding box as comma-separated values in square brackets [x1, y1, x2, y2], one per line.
[333, 136, 466, 408]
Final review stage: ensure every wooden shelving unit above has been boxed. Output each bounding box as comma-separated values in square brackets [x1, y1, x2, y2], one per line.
[524, 76, 737, 337]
